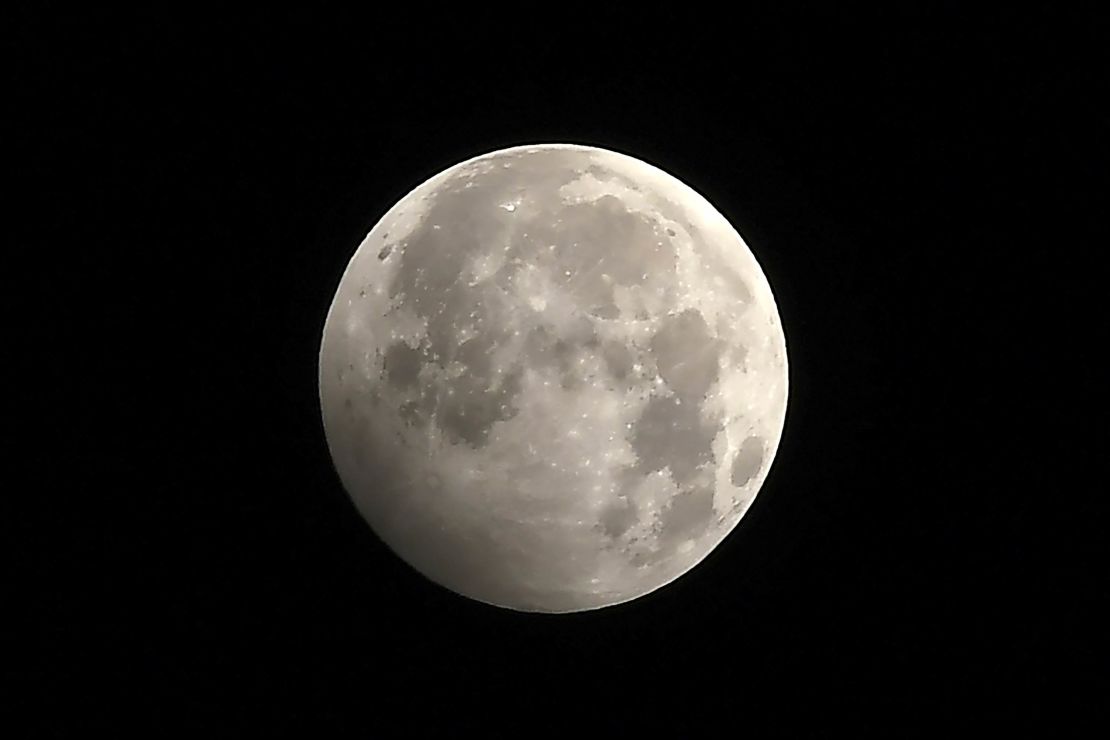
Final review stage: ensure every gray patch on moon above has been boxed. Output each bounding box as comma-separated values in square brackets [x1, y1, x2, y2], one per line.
[434, 336, 524, 448]
[590, 303, 621, 320]
[659, 485, 714, 544]
[650, 309, 721, 401]
[730, 435, 765, 487]
[522, 326, 597, 392]
[631, 394, 717, 486]
[383, 342, 423, 388]
[584, 164, 643, 195]
[552, 195, 673, 291]
[601, 340, 634, 380]
[599, 497, 637, 538]
[386, 150, 687, 448]
[384, 149, 631, 449]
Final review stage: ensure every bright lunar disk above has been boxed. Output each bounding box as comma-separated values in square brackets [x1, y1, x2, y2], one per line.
[319, 144, 788, 612]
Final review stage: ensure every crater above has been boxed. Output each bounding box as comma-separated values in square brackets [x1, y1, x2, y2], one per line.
[599, 497, 637, 538]
[590, 303, 620, 320]
[730, 435, 765, 487]
[383, 342, 423, 388]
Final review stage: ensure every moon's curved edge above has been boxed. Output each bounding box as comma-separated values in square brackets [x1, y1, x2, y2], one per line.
[317, 142, 790, 613]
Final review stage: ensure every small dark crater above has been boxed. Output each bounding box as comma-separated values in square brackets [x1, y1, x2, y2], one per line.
[378, 244, 393, 261]
[590, 304, 620, 320]
[666, 228, 676, 237]
[730, 435, 765, 487]
[383, 342, 423, 388]
[599, 499, 637, 538]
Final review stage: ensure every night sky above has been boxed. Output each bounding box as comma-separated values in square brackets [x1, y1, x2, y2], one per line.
[14, 5, 1103, 733]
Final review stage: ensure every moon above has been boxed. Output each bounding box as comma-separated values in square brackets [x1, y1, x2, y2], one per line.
[319, 144, 788, 613]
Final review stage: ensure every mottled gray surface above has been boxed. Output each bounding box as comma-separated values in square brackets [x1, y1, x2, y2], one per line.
[319, 144, 788, 612]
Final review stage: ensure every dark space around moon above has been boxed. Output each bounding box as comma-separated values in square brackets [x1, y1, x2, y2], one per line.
[13, 5, 1103, 733]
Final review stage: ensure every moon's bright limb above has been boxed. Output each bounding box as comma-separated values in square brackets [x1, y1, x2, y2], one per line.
[319, 144, 788, 612]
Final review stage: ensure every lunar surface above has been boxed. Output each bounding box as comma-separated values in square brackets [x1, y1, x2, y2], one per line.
[319, 144, 788, 612]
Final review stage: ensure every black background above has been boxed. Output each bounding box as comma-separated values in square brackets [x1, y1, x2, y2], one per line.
[13, 5, 1104, 733]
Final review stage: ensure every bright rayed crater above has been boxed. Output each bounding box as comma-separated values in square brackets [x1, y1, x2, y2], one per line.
[319, 144, 788, 612]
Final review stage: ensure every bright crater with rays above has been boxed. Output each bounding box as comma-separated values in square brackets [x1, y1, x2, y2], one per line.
[319, 144, 788, 612]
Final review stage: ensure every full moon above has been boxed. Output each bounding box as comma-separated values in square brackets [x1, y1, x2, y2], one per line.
[319, 144, 788, 612]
